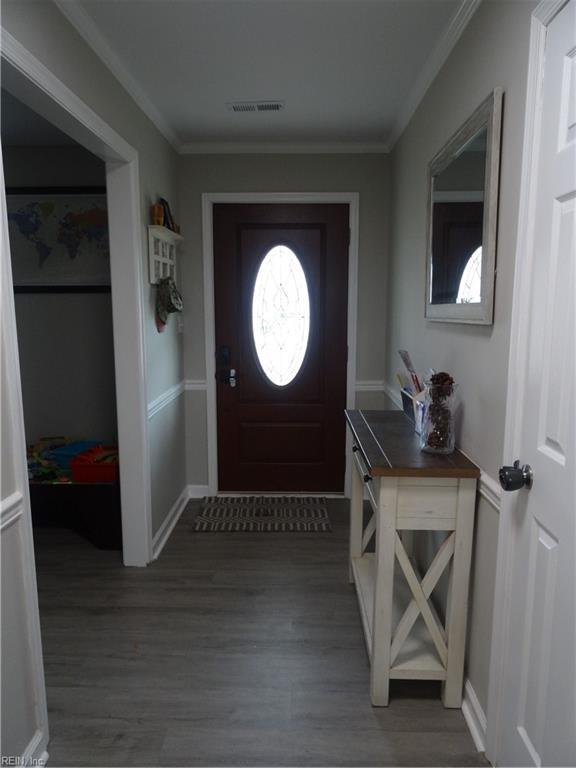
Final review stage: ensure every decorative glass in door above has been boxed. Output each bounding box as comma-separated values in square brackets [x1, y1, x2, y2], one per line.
[251, 245, 310, 386]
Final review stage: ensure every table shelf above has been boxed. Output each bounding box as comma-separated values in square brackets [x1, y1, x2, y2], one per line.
[351, 554, 446, 680]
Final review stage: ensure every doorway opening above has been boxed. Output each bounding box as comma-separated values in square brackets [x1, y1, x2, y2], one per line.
[1, 44, 152, 566]
[3, 89, 123, 554]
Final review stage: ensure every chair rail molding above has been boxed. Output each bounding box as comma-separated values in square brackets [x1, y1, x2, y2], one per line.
[0, 490, 24, 531]
[147, 381, 185, 419]
[355, 379, 386, 391]
[184, 379, 208, 391]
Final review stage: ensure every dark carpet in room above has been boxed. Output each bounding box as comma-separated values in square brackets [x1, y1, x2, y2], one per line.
[34, 499, 488, 767]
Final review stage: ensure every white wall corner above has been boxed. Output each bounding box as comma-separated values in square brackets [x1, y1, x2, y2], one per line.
[462, 679, 488, 753]
[151, 485, 190, 560]
[383, 381, 402, 408]
[386, 0, 483, 148]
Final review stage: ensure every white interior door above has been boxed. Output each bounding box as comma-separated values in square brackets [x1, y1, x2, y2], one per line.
[488, 1, 576, 765]
[0, 147, 49, 762]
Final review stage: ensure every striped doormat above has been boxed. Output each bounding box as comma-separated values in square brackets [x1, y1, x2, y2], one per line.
[193, 496, 331, 532]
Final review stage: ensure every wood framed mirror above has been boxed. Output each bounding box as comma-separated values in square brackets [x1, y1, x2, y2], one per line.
[426, 88, 503, 324]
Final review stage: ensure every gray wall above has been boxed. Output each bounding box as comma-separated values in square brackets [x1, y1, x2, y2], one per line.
[386, 0, 536, 715]
[434, 150, 485, 192]
[5, 145, 118, 444]
[179, 153, 390, 485]
[14, 293, 117, 444]
[3, 144, 105, 187]
[2, 0, 187, 537]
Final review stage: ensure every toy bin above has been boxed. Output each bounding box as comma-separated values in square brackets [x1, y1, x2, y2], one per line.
[46, 440, 101, 470]
[71, 447, 119, 483]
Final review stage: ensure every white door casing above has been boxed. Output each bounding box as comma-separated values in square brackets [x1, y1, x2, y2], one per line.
[487, 1, 576, 765]
[202, 192, 359, 498]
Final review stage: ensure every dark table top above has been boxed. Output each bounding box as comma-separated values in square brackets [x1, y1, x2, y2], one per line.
[345, 410, 480, 479]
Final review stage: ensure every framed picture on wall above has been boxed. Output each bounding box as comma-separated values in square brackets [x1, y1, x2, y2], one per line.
[6, 187, 111, 290]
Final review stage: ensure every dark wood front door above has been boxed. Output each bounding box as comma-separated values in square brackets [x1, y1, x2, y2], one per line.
[213, 203, 349, 492]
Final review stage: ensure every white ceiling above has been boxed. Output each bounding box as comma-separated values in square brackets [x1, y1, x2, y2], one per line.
[53, 0, 478, 153]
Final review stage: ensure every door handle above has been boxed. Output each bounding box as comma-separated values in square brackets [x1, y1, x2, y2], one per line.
[499, 460, 533, 491]
[216, 367, 238, 387]
[215, 345, 237, 386]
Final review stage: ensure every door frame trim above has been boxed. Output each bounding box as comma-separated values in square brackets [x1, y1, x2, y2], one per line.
[1, 31, 153, 566]
[485, 1, 569, 763]
[202, 192, 359, 497]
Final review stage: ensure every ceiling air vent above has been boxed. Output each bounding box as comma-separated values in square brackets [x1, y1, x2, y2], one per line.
[227, 101, 285, 113]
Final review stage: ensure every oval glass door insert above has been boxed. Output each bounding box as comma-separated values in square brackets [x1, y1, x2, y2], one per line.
[252, 245, 310, 386]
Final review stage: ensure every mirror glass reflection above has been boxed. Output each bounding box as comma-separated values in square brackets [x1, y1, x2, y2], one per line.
[430, 127, 487, 305]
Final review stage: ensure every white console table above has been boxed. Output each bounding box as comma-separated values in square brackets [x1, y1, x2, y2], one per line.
[346, 410, 480, 708]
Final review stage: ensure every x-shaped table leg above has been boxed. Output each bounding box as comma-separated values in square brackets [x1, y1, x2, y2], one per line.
[391, 532, 455, 667]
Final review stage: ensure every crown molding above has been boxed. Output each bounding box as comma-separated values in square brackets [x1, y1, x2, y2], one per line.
[52, 0, 181, 151]
[50, 0, 480, 155]
[178, 141, 390, 155]
[385, 0, 482, 149]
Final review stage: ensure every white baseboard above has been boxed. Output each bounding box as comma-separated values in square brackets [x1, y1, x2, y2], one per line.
[188, 484, 211, 498]
[22, 728, 49, 766]
[462, 678, 488, 753]
[151, 486, 190, 560]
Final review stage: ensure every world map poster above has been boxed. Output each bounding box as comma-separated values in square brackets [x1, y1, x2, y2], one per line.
[7, 191, 110, 286]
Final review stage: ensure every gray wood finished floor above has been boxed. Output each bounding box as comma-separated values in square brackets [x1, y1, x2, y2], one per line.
[34, 499, 489, 767]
